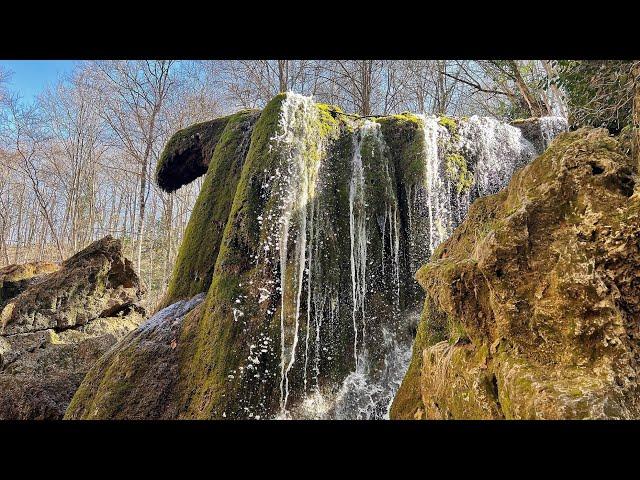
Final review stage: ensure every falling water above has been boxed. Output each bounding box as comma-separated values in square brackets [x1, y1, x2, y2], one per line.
[239, 94, 567, 419]
[255, 93, 324, 414]
[458, 116, 538, 197]
[539, 116, 569, 150]
[406, 115, 453, 272]
[349, 122, 369, 370]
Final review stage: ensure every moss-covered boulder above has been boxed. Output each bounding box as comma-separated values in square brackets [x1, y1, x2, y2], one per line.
[67, 94, 567, 420]
[0, 236, 145, 419]
[155, 116, 232, 193]
[1, 236, 144, 335]
[391, 127, 640, 419]
[66, 293, 205, 419]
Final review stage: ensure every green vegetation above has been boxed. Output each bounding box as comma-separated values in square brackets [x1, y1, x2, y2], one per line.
[162, 110, 260, 306]
[554, 60, 636, 133]
[155, 116, 232, 192]
[438, 116, 474, 194]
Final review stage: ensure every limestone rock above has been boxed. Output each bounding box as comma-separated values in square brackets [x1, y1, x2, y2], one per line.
[0, 261, 59, 306]
[1, 235, 144, 336]
[391, 127, 640, 419]
[0, 236, 145, 419]
[65, 293, 206, 419]
[67, 94, 570, 420]
[155, 116, 232, 193]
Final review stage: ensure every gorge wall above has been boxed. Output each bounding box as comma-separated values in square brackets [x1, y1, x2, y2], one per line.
[66, 93, 567, 420]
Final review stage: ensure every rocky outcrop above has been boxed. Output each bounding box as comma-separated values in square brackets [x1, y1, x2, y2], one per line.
[0, 236, 145, 419]
[391, 127, 640, 419]
[67, 94, 567, 420]
[66, 293, 205, 419]
[160, 110, 261, 306]
[155, 116, 232, 193]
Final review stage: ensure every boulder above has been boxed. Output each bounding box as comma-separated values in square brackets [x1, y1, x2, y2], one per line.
[391, 127, 640, 419]
[65, 293, 206, 419]
[0, 261, 59, 306]
[0, 236, 145, 419]
[1, 235, 143, 336]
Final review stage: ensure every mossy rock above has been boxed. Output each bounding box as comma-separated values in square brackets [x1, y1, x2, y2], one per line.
[393, 127, 640, 419]
[68, 95, 574, 420]
[161, 110, 260, 306]
[155, 116, 232, 192]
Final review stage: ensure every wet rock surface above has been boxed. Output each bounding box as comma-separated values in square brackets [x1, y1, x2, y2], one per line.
[66, 94, 570, 420]
[65, 293, 205, 419]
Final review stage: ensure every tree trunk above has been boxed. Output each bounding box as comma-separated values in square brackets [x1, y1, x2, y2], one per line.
[632, 62, 640, 171]
[508, 60, 544, 117]
[136, 158, 148, 277]
[278, 60, 288, 93]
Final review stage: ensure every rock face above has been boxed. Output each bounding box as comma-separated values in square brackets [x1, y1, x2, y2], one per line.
[66, 293, 205, 419]
[0, 261, 60, 306]
[155, 116, 233, 193]
[67, 93, 567, 420]
[0, 236, 145, 419]
[391, 127, 640, 419]
[161, 110, 261, 305]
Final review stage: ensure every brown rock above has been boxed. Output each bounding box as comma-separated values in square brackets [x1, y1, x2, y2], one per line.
[391, 128, 640, 419]
[0, 236, 146, 419]
[1, 235, 144, 336]
[0, 261, 59, 306]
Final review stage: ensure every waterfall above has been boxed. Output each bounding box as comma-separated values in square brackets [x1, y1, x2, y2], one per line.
[238, 94, 567, 419]
[458, 116, 537, 197]
[539, 116, 569, 150]
[349, 122, 369, 370]
[406, 115, 453, 269]
[255, 93, 324, 415]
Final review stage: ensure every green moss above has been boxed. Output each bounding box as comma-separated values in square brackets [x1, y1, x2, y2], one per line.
[377, 113, 425, 188]
[446, 152, 474, 193]
[161, 110, 260, 307]
[389, 295, 449, 419]
[155, 116, 232, 192]
[436, 116, 474, 194]
[438, 115, 458, 135]
[316, 103, 342, 138]
[175, 93, 349, 418]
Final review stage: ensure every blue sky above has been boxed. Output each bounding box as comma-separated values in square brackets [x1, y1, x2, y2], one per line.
[0, 60, 77, 102]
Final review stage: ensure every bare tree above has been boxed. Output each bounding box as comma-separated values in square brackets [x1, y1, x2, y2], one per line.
[87, 60, 176, 275]
[1, 95, 64, 261]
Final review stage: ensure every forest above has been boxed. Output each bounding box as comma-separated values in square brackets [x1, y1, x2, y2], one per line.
[3, 60, 633, 309]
